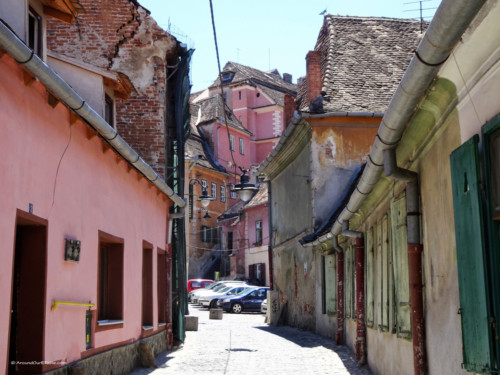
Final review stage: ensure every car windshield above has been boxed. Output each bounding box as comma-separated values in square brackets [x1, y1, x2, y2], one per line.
[213, 284, 229, 292]
[237, 287, 258, 296]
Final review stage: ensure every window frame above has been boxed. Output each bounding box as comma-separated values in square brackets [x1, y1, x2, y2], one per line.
[211, 182, 217, 199]
[28, 6, 43, 57]
[220, 185, 226, 203]
[239, 138, 245, 155]
[255, 220, 263, 245]
[229, 134, 235, 151]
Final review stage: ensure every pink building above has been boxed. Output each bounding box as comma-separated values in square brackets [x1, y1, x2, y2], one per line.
[0, 1, 187, 373]
[187, 63, 296, 283]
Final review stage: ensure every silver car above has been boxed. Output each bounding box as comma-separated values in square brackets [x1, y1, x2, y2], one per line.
[198, 285, 249, 308]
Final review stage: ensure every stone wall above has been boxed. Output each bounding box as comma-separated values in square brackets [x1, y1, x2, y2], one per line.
[46, 330, 167, 375]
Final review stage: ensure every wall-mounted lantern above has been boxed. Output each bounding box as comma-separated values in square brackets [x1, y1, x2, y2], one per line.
[189, 178, 214, 207]
[200, 207, 211, 219]
[64, 238, 81, 262]
[231, 168, 258, 202]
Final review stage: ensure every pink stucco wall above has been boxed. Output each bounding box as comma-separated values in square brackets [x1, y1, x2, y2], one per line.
[0, 55, 170, 371]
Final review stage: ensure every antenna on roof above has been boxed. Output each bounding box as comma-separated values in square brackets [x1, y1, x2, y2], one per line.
[319, 8, 327, 16]
[403, 0, 438, 31]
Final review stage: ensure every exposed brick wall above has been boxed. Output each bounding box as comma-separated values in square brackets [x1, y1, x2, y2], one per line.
[46, 0, 179, 177]
[306, 50, 322, 105]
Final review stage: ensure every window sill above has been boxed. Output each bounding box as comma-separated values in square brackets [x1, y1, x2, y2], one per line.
[158, 322, 166, 327]
[97, 319, 124, 326]
[142, 325, 154, 331]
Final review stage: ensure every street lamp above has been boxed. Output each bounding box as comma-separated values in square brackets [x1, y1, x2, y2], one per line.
[189, 179, 214, 207]
[200, 207, 211, 219]
[231, 167, 258, 202]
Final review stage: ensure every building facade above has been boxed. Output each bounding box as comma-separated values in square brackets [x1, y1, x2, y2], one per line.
[0, 1, 188, 373]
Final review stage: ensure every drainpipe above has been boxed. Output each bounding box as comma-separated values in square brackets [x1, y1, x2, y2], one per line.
[342, 222, 366, 365]
[383, 149, 425, 375]
[267, 180, 274, 290]
[333, 236, 344, 345]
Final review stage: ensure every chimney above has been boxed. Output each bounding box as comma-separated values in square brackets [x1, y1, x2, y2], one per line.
[283, 73, 292, 84]
[306, 50, 322, 105]
[283, 94, 296, 130]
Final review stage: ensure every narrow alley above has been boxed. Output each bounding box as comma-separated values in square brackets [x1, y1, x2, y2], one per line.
[130, 306, 373, 375]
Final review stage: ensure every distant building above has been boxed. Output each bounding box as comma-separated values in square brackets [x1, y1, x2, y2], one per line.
[186, 62, 297, 284]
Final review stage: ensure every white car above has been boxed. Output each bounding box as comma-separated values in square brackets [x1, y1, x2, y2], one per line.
[191, 281, 245, 304]
[198, 285, 249, 308]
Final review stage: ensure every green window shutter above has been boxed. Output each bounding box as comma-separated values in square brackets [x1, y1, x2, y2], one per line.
[391, 195, 411, 339]
[379, 215, 391, 331]
[325, 254, 337, 314]
[366, 226, 375, 328]
[450, 135, 494, 373]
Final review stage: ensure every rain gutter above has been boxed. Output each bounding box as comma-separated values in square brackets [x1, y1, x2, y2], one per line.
[301, 0, 486, 246]
[0, 20, 186, 208]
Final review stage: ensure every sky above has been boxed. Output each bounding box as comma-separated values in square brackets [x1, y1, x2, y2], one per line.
[139, 0, 439, 92]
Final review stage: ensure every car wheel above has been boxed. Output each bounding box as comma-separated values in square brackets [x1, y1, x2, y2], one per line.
[209, 300, 217, 309]
[231, 303, 242, 314]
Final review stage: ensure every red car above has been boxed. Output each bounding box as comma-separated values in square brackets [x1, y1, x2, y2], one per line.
[187, 279, 214, 293]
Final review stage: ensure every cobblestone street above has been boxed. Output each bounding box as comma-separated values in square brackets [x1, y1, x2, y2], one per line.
[130, 305, 373, 375]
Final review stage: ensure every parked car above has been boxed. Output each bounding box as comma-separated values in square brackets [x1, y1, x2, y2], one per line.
[190, 281, 245, 304]
[218, 286, 270, 313]
[198, 285, 249, 308]
[187, 279, 214, 293]
[261, 298, 267, 313]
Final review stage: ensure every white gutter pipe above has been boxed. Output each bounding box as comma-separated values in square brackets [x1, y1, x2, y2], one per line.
[307, 0, 486, 244]
[0, 21, 186, 208]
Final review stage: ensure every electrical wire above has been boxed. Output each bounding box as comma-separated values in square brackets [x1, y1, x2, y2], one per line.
[209, 0, 239, 183]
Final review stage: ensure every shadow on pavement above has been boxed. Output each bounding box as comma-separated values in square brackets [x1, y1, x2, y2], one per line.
[254, 325, 371, 374]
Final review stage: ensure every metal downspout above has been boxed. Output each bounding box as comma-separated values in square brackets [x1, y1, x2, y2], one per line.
[332, 236, 344, 345]
[342, 222, 366, 365]
[383, 149, 425, 375]
[267, 180, 274, 290]
[0, 21, 186, 208]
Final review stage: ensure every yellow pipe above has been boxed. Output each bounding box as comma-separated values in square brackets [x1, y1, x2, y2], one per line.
[52, 301, 95, 311]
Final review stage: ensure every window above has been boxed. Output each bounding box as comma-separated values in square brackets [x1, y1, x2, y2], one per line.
[378, 214, 392, 331]
[239, 91, 242, 100]
[221, 72, 234, 83]
[449, 115, 500, 372]
[230, 184, 237, 199]
[98, 234, 124, 324]
[255, 220, 262, 245]
[212, 227, 219, 244]
[201, 225, 211, 243]
[345, 244, 353, 319]
[229, 135, 235, 151]
[104, 94, 114, 127]
[228, 231, 233, 251]
[28, 7, 42, 57]
[201, 179, 208, 196]
[322, 254, 337, 315]
[142, 244, 153, 328]
[211, 182, 217, 199]
[239, 138, 245, 155]
[220, 185, 226, 202]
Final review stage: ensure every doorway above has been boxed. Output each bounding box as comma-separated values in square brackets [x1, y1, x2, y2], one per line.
[9, 213, 47, 374]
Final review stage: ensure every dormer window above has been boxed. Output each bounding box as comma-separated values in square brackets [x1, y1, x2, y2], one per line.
[28, 7, 42, 57]
[221, 71, 235, 84]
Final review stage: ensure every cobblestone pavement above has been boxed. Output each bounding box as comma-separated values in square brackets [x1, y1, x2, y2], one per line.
[130, 304, 373, 375]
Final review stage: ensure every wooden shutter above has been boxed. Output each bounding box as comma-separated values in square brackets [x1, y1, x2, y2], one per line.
[366, 226, 375, 327]
[325, 254, 337, 314]
[391, 195, 411, 338]
[450, 135, 494, 373]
